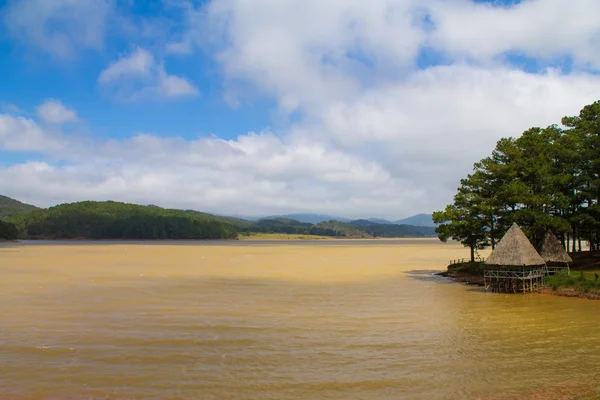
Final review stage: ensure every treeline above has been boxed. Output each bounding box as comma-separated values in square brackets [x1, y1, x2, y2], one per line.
[434, 100, 600, 261]
[0, 196, 437, 241]
[8, 201, 237, 240]
[240, 218, 436, 238]
[0, 220, 18, 240]
[239, 218, 358, 237]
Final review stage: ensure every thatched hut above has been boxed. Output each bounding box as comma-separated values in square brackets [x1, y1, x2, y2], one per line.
[539, 230, 571, 274]
[486, 223, 546, 267]
[484, 223, 546, 293]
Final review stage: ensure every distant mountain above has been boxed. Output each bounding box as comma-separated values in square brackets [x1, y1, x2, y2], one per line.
[254, 218, 312, 228]
[262, 213, 352, 224]
[395, 214, 436, 228]
[366, 217, 394, 225]
[0, 195, 39, 221]
[350, 219, 381, 227]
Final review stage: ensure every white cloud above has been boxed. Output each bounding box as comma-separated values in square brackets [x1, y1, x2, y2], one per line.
[429, 0, 600, 69]
[2, 63, 600, 218]
[1, 0, 111, 59]
[98, 48, 199, 101]
[97, 48, 155, 84]
[0, 128, 405, 217]
[1, 103, 26, 115]
[0, 115, 66, 152]
[3, 0, 600, 218]
[36, 99, 78, 125]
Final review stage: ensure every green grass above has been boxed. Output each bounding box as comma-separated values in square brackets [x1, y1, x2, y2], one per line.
[545, 270, 600, 293]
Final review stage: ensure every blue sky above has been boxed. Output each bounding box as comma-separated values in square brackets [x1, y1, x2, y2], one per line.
[1, 0, 599, 218]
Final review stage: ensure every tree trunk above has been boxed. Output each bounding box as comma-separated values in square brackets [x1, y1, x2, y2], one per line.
[572, 229, 577, 253]
[470, 245, 475, 263]
[490, 216, 495, 250]
[578, 237, 582, 252]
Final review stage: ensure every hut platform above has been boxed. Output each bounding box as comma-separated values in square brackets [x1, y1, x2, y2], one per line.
[546, 263, 570, 275]
[484, 267, 545, 293]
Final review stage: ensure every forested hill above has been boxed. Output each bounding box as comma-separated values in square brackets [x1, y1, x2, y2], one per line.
[0, 195, 39, 221]
[240, 218, 436, 238]
[0, 195, 437, 240]
[8, 201, 237, 240]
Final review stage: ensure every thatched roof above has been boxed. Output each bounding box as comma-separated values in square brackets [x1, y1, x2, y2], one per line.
[539, 230, 572, 263]
[485, 223, 546, 267]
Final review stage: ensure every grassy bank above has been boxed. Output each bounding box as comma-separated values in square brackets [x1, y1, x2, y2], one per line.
[542, 270, 600, 299]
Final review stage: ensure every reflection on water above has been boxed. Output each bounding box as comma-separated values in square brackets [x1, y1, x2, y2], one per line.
[0, 241, 599, 399]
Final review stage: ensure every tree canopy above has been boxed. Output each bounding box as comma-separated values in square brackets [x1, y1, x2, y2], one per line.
[0, 195, 39, 221]
[434, 100, 600, 261]
[9, 201, 238, 240]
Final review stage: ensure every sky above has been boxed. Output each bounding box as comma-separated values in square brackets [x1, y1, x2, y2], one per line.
[1, 0, 600, 219]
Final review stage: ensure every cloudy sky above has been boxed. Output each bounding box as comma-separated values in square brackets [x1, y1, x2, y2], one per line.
[1, 0, 599, 219]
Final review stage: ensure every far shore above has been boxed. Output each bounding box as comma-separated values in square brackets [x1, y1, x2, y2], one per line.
[1, 234, 439, 242]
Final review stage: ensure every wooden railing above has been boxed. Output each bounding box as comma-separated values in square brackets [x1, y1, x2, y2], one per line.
[449, 257, 485, 265]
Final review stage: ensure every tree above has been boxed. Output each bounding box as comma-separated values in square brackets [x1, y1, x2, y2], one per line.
[436, 100, 600, 256]
[0, 220, 18, 240]
[433, 188, 489, 262]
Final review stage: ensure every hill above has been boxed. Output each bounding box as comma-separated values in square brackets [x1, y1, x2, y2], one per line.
[9, 201, 237, 240]
[239, 218, 313, 235]
[184, 209, 252, 228]
[0, 195, 39, 221]
[359, 223, 436, 238]
[0, 194, 438, 240]
[262, 213, 351, 224]
[366, 217, 394, 224]
[395, 214, 436, 227]
[349, 219, 381, 227]
[311, 220, 370, 238]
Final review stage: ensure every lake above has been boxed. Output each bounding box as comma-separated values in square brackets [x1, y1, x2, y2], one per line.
[1, 240, 599, 399]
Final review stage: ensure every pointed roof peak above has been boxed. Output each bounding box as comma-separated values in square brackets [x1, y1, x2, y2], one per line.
[539, 230, 572, 263]
[485, 223, 546, 267]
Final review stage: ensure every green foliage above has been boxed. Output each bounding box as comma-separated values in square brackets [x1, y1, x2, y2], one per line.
[0, 195, 39, 221]
[0, 220, 19, 240]
[0, 195, 440, 241]
[433, 187, 489, 262]
[353, 222, 436, 238]
[240, 218, 436, 238]
[545, 271, 600, 293]
[10, 201, 237, 240]
[311, 220, 367, 237]
[183, 210, 253, 229]
[241, 218, 313, 234]
[435, 100, 600, 255]
[449, 261, 485, 276]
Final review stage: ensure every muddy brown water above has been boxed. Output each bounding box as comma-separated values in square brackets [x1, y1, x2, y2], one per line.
[1, 240, 599, 399]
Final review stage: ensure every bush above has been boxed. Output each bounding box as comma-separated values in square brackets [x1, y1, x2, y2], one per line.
[545, 271, 600, 293]
[0, 220, 18, 240]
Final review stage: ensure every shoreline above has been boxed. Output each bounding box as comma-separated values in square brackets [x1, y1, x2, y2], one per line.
[435, 270, 484, 286]
[438, 261, 600, 300]
[2, 235, 438, 242]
